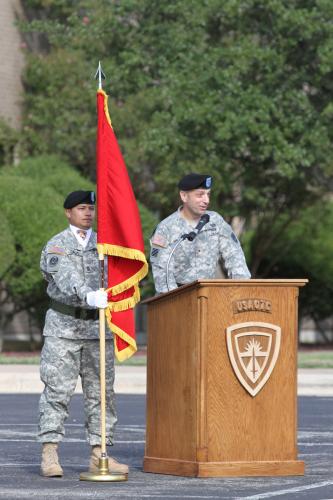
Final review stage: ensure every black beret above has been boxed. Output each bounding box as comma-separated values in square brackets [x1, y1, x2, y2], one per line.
[63, 190, 96, 209]
[178, 173, 213, 191]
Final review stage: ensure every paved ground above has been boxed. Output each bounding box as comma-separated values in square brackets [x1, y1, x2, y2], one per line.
[0, 392, 332, 499]
[0, 366, 332, 499]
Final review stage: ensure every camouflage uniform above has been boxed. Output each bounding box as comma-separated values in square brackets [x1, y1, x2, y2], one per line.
[37, 228, 116, 445]
[150, 209, 251, 293]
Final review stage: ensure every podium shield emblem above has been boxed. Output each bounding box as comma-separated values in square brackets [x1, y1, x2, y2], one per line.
[226, 321, 281, 397]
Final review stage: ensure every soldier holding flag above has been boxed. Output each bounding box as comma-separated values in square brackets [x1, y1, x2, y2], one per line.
[37, 190, 128, 477]
[37, 63, 148, 480]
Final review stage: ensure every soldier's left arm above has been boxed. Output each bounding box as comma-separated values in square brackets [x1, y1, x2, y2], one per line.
[218, 219, 251, 279]
[43, 246, 96, 302]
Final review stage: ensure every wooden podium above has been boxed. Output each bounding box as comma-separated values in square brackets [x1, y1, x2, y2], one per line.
[143, 279, 307, 477]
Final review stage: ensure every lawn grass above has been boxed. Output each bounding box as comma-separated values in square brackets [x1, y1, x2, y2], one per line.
[0, 349, 332, 368]
[0, 354, 40, 365]
[0, 352, 147, 366]
[298, 350, 333, 369]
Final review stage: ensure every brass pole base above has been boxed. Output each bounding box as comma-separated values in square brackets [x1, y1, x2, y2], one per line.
[79, 457, 128, 482]
[80, 471, 128, 482]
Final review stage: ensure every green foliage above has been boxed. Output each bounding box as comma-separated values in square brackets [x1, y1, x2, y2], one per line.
[1, 169, 65, 306]
[4, 154, 93, 196]
[22, 53, 96, 175]
[1, 154, 94, 310]
[19, 1, 333, 223]
[256, 200, 333, 321]
[0, 120, 19, 166]
[0, 218, 15, 278]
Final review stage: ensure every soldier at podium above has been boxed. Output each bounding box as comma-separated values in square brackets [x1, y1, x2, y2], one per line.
[150, 173, 251, 293]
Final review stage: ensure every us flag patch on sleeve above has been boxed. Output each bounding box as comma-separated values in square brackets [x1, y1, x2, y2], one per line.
[48, 246, 66, 255]
[151, 234, 167, 248]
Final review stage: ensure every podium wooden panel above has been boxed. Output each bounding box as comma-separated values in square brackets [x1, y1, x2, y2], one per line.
[143, 279, 307, 477]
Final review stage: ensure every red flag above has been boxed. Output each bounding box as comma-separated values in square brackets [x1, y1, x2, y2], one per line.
[96, 89, 148, 361]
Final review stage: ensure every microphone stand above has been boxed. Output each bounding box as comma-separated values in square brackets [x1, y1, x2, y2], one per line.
[166, 235, 188, 292]
[165, 214, 210, 292]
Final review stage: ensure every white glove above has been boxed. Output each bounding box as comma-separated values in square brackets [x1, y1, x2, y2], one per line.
[86, 290, 108, 309]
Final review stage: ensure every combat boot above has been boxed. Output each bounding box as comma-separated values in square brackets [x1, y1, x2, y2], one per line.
[89, 445, 129, 474]
[40, 443, 63, 477]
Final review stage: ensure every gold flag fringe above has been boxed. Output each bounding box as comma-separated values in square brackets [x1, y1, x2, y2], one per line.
[106, 285, 141, 312]
[97, 243, 148, 296]
[98, 89, 113, 128]
[105, 308, 137, 361]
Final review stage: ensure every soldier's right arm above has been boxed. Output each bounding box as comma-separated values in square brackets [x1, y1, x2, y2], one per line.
[40, 243, 94, 302]
[149, 225, 178, 294]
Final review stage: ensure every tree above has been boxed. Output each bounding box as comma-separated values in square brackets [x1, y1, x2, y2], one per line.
[20, 1, 333, 243]
[256, 199, 333, 341]
[0, 119, 19, 166]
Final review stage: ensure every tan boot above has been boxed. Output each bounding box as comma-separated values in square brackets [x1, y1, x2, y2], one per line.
[40, 443, 63, 477]
[89, 446, 129, 474]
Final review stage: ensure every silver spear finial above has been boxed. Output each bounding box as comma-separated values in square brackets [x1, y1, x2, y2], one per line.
[95, 61, 106, 90]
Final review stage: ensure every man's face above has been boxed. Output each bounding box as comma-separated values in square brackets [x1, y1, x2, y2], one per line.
[180, 188, 211, 217]
[65, 204, 95, 229]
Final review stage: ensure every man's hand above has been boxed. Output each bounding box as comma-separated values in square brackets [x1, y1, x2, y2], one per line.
[86, 290, 108, 308]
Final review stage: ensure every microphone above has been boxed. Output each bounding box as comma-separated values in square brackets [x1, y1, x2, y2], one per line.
[186, 214, 210, 241]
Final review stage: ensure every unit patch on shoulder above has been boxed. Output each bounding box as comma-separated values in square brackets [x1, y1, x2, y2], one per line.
[49, 256, 59, 266]
[151, 233, 167, 248]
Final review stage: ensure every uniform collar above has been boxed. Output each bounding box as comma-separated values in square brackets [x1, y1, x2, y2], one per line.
[177, 206, 199, 229]
[69, 225, 93, 249]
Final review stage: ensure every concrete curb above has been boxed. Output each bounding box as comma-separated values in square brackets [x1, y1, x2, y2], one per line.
[0, 365, 332, 396]
[0, 365, 146, 394]
[297, 368, 333, 396]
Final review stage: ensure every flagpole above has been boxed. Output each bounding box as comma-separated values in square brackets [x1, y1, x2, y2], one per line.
[98, 252, 107, 464]
[80, 63, 127, 482]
